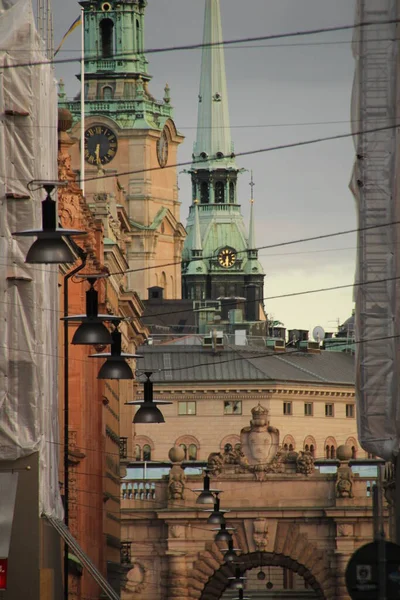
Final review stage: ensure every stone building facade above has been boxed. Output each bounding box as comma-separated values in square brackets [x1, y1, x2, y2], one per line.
[58, 108, 147, 597]
[120, 405, 378, 600]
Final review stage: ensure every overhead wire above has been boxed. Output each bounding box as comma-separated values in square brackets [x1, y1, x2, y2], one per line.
[1, 18, 398, 71]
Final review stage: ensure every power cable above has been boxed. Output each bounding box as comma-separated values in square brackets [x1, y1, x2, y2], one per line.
[84, 122, 400, 184]
[1, 19, 397, 71]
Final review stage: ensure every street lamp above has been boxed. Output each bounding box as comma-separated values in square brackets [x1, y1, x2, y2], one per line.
[214, 522, 234, 543]
[228, 565, 247, 590]
[12, 182, 85, 263]
[125, 372, 172, 423]
[91, 324, 143, 380]
[222, 539, 240, 563]
[64, 274, 120, 345]
[193, 469, 221, 504]
[204, 493, 228, 525]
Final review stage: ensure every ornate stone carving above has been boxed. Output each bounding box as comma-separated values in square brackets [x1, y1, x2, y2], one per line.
[123, 561, 148, 594]
[337, 523, 354, 537]
[240, 403, 279, 465]
[336, 463, 354, 498]
[296, 451, 315, 475]
[253, 518, 269, 550]
[207, 404, 315, 480]
[168, 464, 186, 501]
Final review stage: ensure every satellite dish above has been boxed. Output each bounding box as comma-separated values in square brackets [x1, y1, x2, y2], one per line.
[312, 325, 326, 343]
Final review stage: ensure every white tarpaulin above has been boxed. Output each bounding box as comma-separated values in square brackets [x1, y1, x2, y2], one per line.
[0, 0, 63, 517]
[352, 0, 399, 460]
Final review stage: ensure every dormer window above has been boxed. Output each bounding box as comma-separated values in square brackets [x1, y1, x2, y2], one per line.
[100, 18, 114, 58]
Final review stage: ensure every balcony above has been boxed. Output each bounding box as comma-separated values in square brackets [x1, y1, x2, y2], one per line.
[97, 59, 116, 71]
[119, 437, 127, 460]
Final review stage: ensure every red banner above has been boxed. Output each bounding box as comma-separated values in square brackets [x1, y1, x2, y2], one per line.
[0, 559, 8, 589]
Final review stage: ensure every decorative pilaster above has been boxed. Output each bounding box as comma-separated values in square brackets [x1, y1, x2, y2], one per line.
[166, 551, 189, 600]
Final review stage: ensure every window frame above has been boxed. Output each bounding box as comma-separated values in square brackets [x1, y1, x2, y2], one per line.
[304, 402, 313, 416]
[223, 400, 242, 415]
[283, 401, 292, 416]
[325, 403, 334, 417]
[178, 400, 197, 416]
[346, 403, 355, 418]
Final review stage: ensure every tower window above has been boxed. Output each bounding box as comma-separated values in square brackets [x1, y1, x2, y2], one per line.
[215, 181, 225, 203]
[229, 181, 235, 203]
[200, 181, 209, 204]
[136, 19, 141, 51]
[102, 85, 113, 100]
[100, 18, 114, 58]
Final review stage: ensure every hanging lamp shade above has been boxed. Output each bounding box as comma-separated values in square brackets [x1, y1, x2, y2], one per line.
[125, 373, 172, 424]
[91, 328, 142, 380]
[204, 494, 228, 524]
[13, 184, 85, 263]
[63, 276, 120, 345]
[222, 539, 240, 563]
[193, 470, 221, 504]
[228, 566, 247, 590]
[232, 590, 251, 600]
[214, 522, 234, 543]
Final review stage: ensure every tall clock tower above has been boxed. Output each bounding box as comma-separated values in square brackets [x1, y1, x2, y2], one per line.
[59, 0, 186, 300]
[182, 0, 265, 323]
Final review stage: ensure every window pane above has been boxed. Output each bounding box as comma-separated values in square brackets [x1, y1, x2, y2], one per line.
[143, 444, 151, 461]
[224, 401, 242, 415]
[178, 402, 187, 415]
[283, 402, 292, 415]
[304, 403, 313, 416]
[135, 444, 141, 461]
[188, 444, 197, 460]
[325, 403, 334, 417]
[179, 444, 187, 459]
[346, 404, 355, 418]
[187, 401, 196, 415]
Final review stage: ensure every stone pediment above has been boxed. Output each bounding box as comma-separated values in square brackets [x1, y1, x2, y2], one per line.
[207, 403, 314, 480]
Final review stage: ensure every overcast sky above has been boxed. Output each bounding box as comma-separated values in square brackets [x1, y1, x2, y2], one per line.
[54, 0, 357, 336]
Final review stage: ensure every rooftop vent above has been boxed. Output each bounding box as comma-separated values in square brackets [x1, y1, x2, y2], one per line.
[266, 338, 286, 353]
[203, 330, 224, 350]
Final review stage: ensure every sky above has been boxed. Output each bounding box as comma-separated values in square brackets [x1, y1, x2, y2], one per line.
[53, 0, 357, 337]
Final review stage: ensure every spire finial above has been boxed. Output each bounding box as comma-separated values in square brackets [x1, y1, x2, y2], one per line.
[250, 170, 255, 204]
[248, 172, 256, 250]
[193, 0, 236, 169]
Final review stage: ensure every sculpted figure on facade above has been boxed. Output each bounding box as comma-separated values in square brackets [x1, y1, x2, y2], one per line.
[168, 446, 186, 501]
[336, 463, 354, 498]
[253, 518, 269, 551]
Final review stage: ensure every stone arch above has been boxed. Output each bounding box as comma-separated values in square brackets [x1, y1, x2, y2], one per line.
[219, 434, 241, 452]
[175, 435, 200, 460]
[188, 522, 335, 600]
[324, 436, 337, 459]
[283, 434, 296, 451]
[133, 435, 155, 451]
[346, 436, 358, 458]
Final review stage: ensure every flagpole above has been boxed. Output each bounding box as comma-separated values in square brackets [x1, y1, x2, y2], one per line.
[80, 6, 85, 196]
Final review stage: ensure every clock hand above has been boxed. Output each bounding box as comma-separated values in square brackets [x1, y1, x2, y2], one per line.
[95, 144, 101, 164]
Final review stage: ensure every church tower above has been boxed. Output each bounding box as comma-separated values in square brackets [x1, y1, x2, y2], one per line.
[182, 0, 265, 323]
[59, 0, 186, 300]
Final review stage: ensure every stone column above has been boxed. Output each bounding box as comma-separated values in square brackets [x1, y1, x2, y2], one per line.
[335, 523, 354, 600]
[166, 551, 188, 600]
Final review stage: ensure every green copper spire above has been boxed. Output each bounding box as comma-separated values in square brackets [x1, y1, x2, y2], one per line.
[193, 0, 236, 170]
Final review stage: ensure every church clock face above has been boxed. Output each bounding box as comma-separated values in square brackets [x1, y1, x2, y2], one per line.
[218, 247, 237, 268]
[157, 129, 169, 167]
[84, 125, 118, 165]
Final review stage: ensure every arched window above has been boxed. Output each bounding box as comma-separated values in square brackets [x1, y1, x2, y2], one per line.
[200, 181, 209, 204]
[179, 443, 187, 459]
[134, 437, 154, 462]
[283, 435, 295, 452]
[324, 437, 337, 459]
[143, 444, 151, 461]
[102, 85, 113, 100]
[135, 444, 141, 461]
[100, 19, 114, 58]
[304, 436, 316, 458]
[188, 444, 197, 461]
[220, 435, 241, 453]
[346, 437, 358, 459]
[215, 181, 224, 203]
[224, 443, 233, 453]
